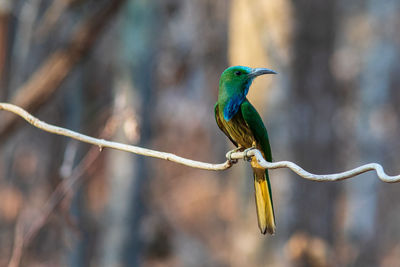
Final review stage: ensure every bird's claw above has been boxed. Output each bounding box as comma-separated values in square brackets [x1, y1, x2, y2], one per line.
[243, 147, 256, 162]
[226, 148, 242, 164]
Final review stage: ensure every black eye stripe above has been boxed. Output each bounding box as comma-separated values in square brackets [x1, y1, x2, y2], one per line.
[234, 71, 242, 76]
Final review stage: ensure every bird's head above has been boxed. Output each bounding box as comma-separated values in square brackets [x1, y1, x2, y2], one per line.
[218, 66, 276, 121]
[219, 66, 277, 97]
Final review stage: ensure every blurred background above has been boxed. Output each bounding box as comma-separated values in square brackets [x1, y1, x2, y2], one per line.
[0, 0, 400, 266]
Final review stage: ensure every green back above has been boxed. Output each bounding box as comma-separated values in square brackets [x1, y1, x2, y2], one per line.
[240, 100, 272, 162]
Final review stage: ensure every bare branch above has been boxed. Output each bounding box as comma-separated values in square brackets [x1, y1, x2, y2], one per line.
[0, 103, 232, 170]
[7, 110, 122, 267]
[8, 214, 24, 267]
[1, 102, 399, 183]
[0, 0, 126, 142]
[229, 144, 400, 183]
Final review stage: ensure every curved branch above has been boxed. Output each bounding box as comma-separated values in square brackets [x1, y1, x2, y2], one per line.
[0, 102, 399, 182]
[229, 145, 400, 183]
[0, 103, 232, 171]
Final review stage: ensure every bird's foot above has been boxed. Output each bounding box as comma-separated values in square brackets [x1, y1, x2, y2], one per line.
[243, 147, 256, 162]
[226, 147, 243, 164]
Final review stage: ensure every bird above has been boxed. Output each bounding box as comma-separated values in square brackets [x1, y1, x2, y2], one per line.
[214, 66, 277, 235]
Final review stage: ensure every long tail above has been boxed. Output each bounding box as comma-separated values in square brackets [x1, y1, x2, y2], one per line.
[253, 168, 275, 235]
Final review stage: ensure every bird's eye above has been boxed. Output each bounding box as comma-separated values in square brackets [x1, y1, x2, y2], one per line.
[234, 71, 242, 76]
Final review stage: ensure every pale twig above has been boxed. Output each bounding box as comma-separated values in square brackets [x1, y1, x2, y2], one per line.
[0, 0, 126, 141]
[1, 102, 399, 183]
[7, 214, 24, 267]
[8, 110, 121, 267]
[0, 103, 232, 171]
[229, 146, 400, 183]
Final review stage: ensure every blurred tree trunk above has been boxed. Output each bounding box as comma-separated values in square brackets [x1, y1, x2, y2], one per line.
[99, 0, 160, 266]
[288, 0, 342, 248]
[351, 1, 400, 265]
[122, 0, 160, 264]
[0, 0, 11, 99]
[227, 1, 293, 265]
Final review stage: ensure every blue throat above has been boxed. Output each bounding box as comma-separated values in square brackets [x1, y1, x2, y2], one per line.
[222, 78, 253, 121]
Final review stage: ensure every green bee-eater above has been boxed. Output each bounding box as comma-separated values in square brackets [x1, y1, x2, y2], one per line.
[215, 66, 276, 235]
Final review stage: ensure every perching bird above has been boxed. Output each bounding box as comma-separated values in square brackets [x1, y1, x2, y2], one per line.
[214, 66, 276, 235]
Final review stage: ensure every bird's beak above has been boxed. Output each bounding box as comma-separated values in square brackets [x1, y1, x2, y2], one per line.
[248, 68, 277, 78]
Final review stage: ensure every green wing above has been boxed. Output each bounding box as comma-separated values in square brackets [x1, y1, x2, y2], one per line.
[240, 99, 272, 162]
[241, 99, 275, 234]
[214, 103, 238, 147]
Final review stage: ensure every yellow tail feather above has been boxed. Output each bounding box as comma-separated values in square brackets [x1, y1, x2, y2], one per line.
[253, 169, 275, 235]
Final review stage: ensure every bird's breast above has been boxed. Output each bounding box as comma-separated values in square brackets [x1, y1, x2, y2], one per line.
[221, 110, 254, 148]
